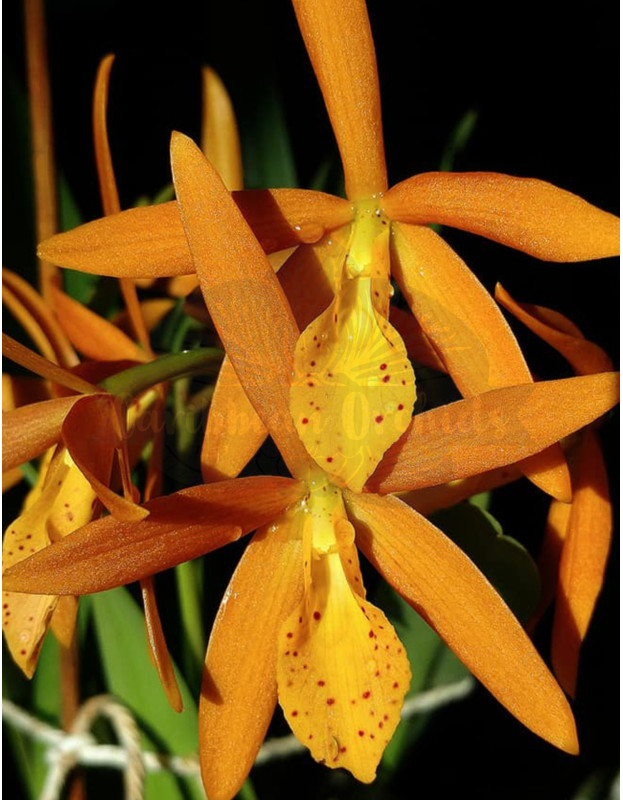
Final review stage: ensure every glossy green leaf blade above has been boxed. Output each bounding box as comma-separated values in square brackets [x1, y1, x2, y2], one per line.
[91, 587, 204, 800]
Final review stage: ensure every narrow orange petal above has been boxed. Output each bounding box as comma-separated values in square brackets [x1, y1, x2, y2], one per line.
[38, 192, 350, 279]
[2, 395, 80, 472]
[398, 464, 522, 517]
[3, 268, 77, 366]
[200, 509, 304, 800]
[495, 284, 614, 376]
[345, 491, 578, 753]
[201, 356, 268, 482]
[391, 222, 570, 500]
[49, 595, 79, 648]
[201, 66, 243, 192]
[141, 576, 183, 712]
[292, 0, 386, 199]
[385, 172, 620, 261]
[62, 394, 148, 522]
[525, 499, 571, 635]
[170, 132, 311, 480]
[552, 429, 612, 697]
[2, 333, 98, 395]
[368, 373, 619, 494]
[52, 288, 149, 363]
[3, 476, 306, 595]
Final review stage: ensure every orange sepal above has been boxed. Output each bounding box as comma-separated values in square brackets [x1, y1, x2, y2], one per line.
[49, 595, 79, 648]
[552, 429, 612, 697]
[200, 509, 304, 800]
[170, 132, 311, 480]
[391, 222, 570, 500]
[201, 66, 243, 192]
[495, 284, 614, 376]
[384, 172, 620, 261]
[2, 333, 97, 395]
[38, 191, 350, 279]
[291, 0, 386, 199]
[51, 287, 148, 363]
[62, 394, 148, 522]
[141, 576, 183, 712]
[201, 356, 268, 482]
[3, 476, 306, 595]
[345, 491, 578, 754]
[368, 373, 619, 494]
[3, 395, 81, 472]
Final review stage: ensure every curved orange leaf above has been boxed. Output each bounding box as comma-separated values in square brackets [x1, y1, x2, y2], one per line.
[3, 476, 306, 595]
[200, 509, 304, 800]
[292, 0, 386, 199]
[384, 172, 620, 262]
[368, 373, 619, 494]
[345, 491, 578, 754]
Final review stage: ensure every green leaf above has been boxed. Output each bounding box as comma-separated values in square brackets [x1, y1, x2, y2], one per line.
[430, 503, 541, 623]
[440, 108, 479, 172]
[91, 587, 204, 800]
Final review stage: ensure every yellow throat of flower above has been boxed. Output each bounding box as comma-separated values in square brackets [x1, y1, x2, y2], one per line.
[290, 198, 416, 492]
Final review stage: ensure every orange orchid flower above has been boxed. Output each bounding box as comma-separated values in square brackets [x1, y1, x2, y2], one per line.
[495, 284, 616, 697]
[37, 0, 619, 504]
[6, 136, 619, 798]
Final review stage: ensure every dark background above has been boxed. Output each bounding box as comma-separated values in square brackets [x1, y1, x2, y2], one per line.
[3, 1, 619, 798]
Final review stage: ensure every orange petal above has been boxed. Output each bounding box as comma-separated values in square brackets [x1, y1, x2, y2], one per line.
[170, 132, 311, 480]
[388, 306, 447, 372]
[49, 595, 79, 648]
[552, 429, 612, 697]
[201, 356, 268, 482]
[292, 0, 386, 199]
[345, 491, 578, 753]
[51, 287, 148, 363]
[3, 268, 77, 367]
[3, 476, 306, 595]
[62, 394, 148, 522]
[201, 66, 243, 192]
[384, 172, 620, 261]
[3, 395, 80, 472]
[93, 54, 121, 215]
[2, 334, 97, 395]
[3, 468, 24, 493]
[368, 372, 620, 494]
[200, 507, 304, 800]
[391, 222, 570, 500]
[525, 498, 571, 635]
[495, 284, 614, 376]
[38, 192, 351, 278]
[398, 463, 522, 518]
[141, 576, 183, 713]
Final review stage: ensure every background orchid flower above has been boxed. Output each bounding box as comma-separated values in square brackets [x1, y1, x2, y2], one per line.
[6, 134, 619, 799]
[495, 284, 616, 698]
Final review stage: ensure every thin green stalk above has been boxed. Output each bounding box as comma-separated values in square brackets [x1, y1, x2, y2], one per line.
[175, 561, 205, 692]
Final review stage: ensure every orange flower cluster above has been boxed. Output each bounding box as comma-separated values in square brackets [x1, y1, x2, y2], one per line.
[3, 1, 619, 798]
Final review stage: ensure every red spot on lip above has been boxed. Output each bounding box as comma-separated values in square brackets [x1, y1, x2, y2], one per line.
[326, 698, 335, 705]
[339, 746, 347, 753]
[393, 682, 399, 689]
[380, 363, 387, 370]
[313, 611, 322, 620]
[301, 418, 309, 425]
[317, 680, 325, 686]
[382, 375, 390, 383]
[358, 730, 365, 737]
[368, 630, 375, 638]
[326, 456, 333, 463]
[362, 691, 371, 699]
[310, 361, 316, 366]
[292, 710, 299, 716]
[287, 632, 293, 638]
[308, 382, 315, 387]
[398, 404, 404, 410]
[375, 415, 384, 423]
